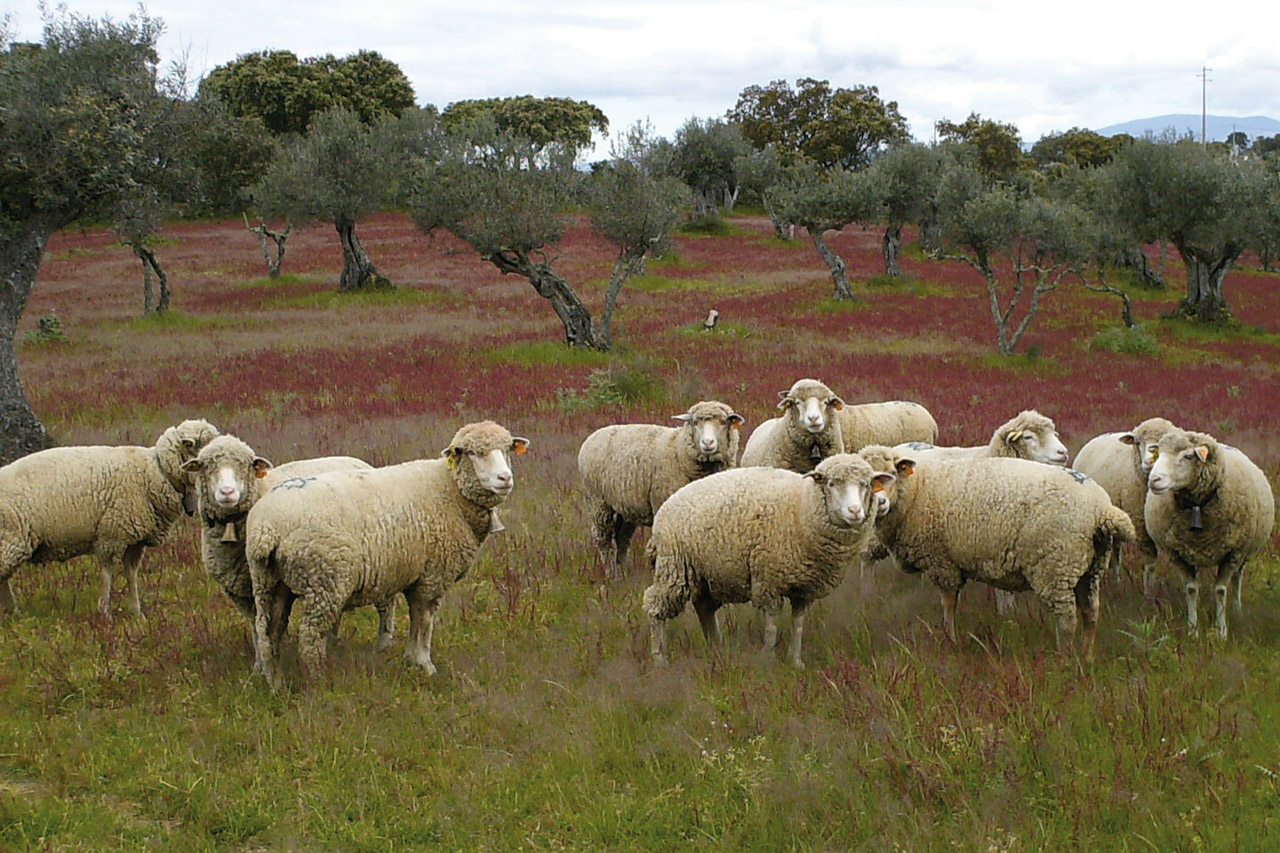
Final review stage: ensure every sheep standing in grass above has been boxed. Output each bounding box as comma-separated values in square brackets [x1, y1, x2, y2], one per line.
[578, 400, 743, 577]
[1072, 417, 1177, 589]
[740, 379, 845, 473]
[643, 453, 893, 668]
[246, 421, 529, 689]
[838, 400, 938, 453]
[861, 446, 1134, 657]
[181, 435, 394, 669]
[894, 409, 1068, 466]
[0, 419, 219, 618]
[1144, 429, 1275, 638]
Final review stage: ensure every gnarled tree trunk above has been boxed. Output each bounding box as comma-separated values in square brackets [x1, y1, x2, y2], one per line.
[1169, 242, 1239, 324]
[597, 253, 645, 351]
[487, 249, 602, 349]
[882, 220, 903, 278]
[809, 227, 856, 301]
[133, 244, 169, 314]
[336, 218, 391, 292]
[245, 215, 291, 279]
[0, 225, 54, 465]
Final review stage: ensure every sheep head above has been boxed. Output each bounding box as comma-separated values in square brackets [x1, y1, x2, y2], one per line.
[1118, 416, 1177, 475]
[776, 379, 844, 437]
[442, 420, 530, 507]
[804, 453, 891, 529]
[1148, 429, 1220, 498]
[180, 435, 273, 518]
[858, 444, 915, 518]
[995, 410, 1068, 466]
[673, 400, 743, 465]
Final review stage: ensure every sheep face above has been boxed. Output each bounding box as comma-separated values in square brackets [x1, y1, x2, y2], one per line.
[777, 380, 844, 436]
[1120, 417, 1176, 475]
[806, 455, 891, 528]
[183, 440, 272, 513]
[858, 447, 916, 518]
[1148, 431, 1216, 497]
[673, 401, 743, 461]
[443, 421, 530, 503]
[1002, 419, 1069, 466]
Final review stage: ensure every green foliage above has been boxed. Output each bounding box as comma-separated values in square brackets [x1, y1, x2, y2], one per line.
[1090, 324, 1160, 356]
[728, 77, 909, 169]
[585, 160, 685, 262]
[199, 49, 415, 136]
[677, 213, 737, 236]
[440, 95, 607, 159]
[23, 312, 66, 345]
[935, 113, 1027, 183]
[1031, 126, 1127, 170]
[772, 163, 881, 234]
[556, 362, 668, 412]
[672, 117, 751, 211]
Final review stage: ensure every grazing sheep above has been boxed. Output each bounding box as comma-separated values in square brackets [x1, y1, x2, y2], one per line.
[1144, 429, 1275, 638]
[246, 421, 529, 689]
[740, 379, 845, 473]
[894, 409, 1069, 467]
[0, 419, 220, 618]
[862, 446, 1135, 657]
[838, 400, 939, 453]
[1072, 417, 1178, 588]
[642, 453, 894, 668]
[181, 435, 394, 669]
[578, 400, 743, 577]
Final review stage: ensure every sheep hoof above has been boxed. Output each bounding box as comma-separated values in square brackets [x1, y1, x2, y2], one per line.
[790, 658, 806, 671]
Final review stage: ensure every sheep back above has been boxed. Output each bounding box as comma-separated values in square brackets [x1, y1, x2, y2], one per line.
[839, 401, 939, 452]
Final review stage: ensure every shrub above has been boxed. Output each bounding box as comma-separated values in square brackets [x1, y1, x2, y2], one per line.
[556, 361, 668, 412]
[26, 312, 66, 345]
[1090, 324, 1160, 357]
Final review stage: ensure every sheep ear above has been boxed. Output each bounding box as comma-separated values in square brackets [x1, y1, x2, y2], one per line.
[895, 459, 916, 477]
[1193, 445, 1210, 463]
[828, 396, 845, 411]
[803, 469, 825, 483]
[672, 413, 692, 423]
[871, 472, 896, 492]
[777, 397, 794, 411]
[511, 438, 530, 456]
[180, 458, 203, 474]
[728, 413, 744, 430]
[181, 438, 198, 453]
[442, 447, 460, 468]
[253, 457, 273, 478]
[1005, 430, 1024, 443]
[1118, 433, 1137, 446]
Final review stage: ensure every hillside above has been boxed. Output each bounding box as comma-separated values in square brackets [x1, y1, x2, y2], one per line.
[1095, 113, 1280, 142]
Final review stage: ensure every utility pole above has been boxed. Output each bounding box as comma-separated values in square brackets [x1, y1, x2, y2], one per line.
[1198, 66, 1212, 146]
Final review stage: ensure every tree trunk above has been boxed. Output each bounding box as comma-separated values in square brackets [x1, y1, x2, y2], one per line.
[809, 227, 856, 301]
[134, 245, 169, 314]
[597, 253, 644, 350]
[246, 215, 291, 279]
[487, 249, 603, 350]
[920, 209, 942, 255]
[1117, 244, 1164, 289]
[1170, 244, 1237, 324]
[882, 220, 902, 278]
[335, 219, 391, 292]
[0, 225, 54, 465]
[762, 194, 793, 241]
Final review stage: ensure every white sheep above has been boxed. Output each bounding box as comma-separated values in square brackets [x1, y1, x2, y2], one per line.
[838, 400, 938, 453]
[577, 400, 743, 576]
[181, 434, 394, 669]
[894, 409, 1069, 466]
[0, 419, 220, 618]
[740, 378, 846, 473]
[861, 446, 1135, 657]
[1144, 428, 1275, 638]
[642, 453, 894, 668]
[245, 420, 529, 689]
[1071, 417, 1177, 589]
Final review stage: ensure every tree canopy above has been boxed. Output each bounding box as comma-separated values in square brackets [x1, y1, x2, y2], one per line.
[199, 48, 416, 135]
[1030, 127, 1129, 171]
[935, 113, 1026, 183]
[440, 95, 607, 160]
[728, 77, 909, 169]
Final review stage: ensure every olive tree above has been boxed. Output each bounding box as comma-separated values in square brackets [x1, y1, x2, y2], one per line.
[0, 9, 165, 463]
[772, 163, 881, 300]
[253, 107, 424, 292]
[865, 143, 946, 277]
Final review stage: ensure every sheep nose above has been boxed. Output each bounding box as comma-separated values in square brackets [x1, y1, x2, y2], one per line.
[495, 471, 513, 487]
[219, 485, 236, 496]
[700, 438, 717, 452]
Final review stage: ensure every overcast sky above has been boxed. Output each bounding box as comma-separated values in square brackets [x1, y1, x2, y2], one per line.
[4, 0, 1276, 155]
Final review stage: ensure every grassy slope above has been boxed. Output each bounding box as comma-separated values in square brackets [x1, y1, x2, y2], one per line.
[3, 214, 1279, 850]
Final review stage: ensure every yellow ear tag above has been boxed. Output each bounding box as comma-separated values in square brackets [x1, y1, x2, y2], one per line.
[1194, 446, 1210, 462]
[513, 443, 528, 456]
[445, 452, 457, 469]
[871, 481, 884, 493]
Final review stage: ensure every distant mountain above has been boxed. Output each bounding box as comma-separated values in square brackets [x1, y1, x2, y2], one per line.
[1094, 114, 1280, 143]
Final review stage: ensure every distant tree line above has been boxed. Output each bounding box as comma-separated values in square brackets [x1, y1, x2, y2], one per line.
[4, 8, 1280, 463]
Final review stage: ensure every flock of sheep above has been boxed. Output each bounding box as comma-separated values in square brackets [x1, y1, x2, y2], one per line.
[0, 376, 1274, 686]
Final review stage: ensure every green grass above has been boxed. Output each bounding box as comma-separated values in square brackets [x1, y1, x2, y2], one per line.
[812, 294, 868, 313]
[625, 274, 717, 294]
[235, 272, 326, 290]
[1089, 323, 1161, 357]
[121, 310, 233, 332]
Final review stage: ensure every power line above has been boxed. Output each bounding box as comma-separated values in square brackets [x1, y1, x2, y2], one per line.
[1197, 66, 1212, 145]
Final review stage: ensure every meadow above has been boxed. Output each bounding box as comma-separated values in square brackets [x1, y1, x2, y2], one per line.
[2, 211, 1279, 851]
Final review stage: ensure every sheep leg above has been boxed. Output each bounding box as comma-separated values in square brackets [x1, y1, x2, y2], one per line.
[994, 590, 1015, 617]
[253, 582, 289, 690]
[585, 495, 621, 577]
[374, 598, 397, 651]
[94, 551, 122, 617]
[0, 578, 15, 614]
[692, 593, 722, 645]
[939, 588, 959, 644]
[1074, 572, 1100, 661]
[1216, 554, 1248, 639]
[404, 585, 439, 675]
[787, 598, 809, 670]
[297, 592, 341, 681]
[761, 608, 780, 655]
[648, 616, 669, 665]
[1184, 582, 1200, 634]
[1108, 539, 1123, 583]
[121, 544, 146, 619]
[613, 520, 638, 569]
